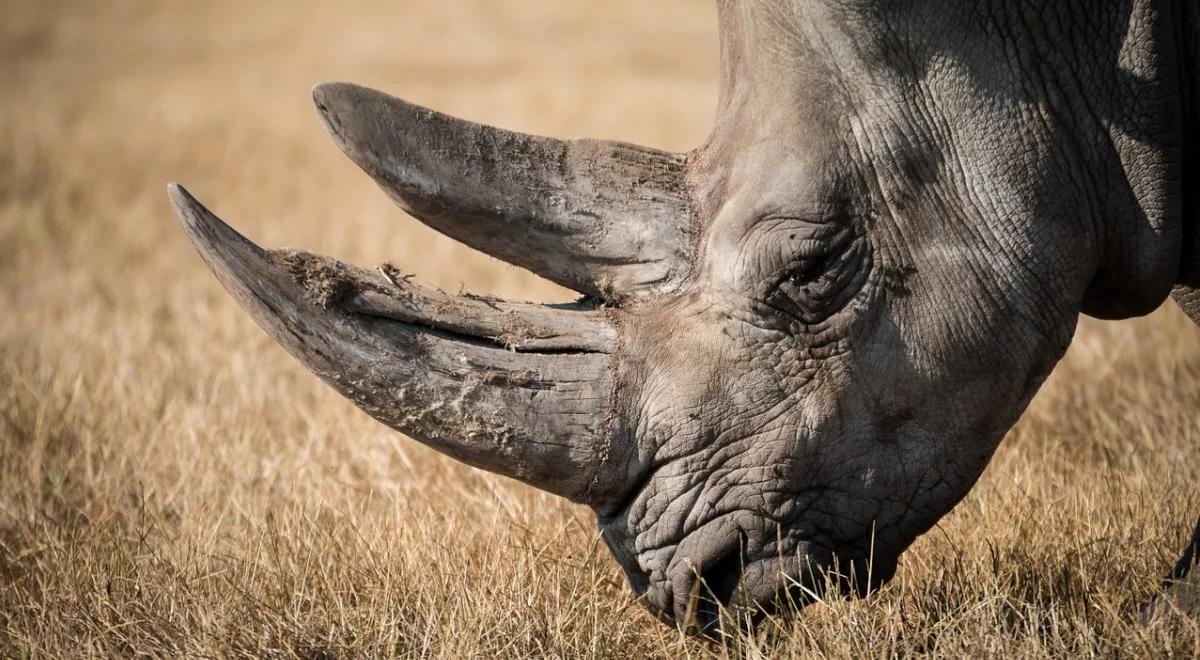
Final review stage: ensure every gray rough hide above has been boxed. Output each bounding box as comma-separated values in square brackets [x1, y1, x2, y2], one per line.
[171, 0, 1200, 635]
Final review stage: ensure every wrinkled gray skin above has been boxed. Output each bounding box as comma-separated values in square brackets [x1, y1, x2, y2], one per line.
[170, 0, 1200, 634]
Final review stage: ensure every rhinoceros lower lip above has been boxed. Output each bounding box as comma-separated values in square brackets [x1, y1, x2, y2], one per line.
[168, 183, 623, 505]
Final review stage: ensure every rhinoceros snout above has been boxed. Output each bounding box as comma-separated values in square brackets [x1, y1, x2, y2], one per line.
[655, 526, 899, 636]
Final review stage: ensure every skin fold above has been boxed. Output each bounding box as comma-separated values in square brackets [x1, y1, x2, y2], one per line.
[170, 0, 1200, 634]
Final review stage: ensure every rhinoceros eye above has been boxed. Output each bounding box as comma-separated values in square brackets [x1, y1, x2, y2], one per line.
[783, 249, 840, 286]
[766, 223, 866, 324]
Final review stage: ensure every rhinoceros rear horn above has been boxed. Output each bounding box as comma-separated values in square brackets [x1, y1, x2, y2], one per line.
[168, 184, 626, 506]
[311, 82, 694, 302]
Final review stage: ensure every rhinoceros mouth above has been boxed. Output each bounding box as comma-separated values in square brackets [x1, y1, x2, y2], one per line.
[670, 540, 895, 636]
[606, 498, 899, 635]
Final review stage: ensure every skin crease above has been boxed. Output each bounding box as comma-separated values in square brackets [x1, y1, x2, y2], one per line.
[596, 0, 1187, 629]
[172, 0, 1199, 636]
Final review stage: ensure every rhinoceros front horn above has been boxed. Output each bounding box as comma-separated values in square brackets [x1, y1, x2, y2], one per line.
[168, 183, 628, 505]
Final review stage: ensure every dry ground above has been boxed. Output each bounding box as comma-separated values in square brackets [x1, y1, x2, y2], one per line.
[1, 1, 1199, 657]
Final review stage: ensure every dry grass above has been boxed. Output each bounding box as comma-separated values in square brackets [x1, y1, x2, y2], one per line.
[1, 1, 1199, 656]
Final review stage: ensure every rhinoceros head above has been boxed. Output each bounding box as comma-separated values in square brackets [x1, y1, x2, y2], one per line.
[170, 0, 1188, 633]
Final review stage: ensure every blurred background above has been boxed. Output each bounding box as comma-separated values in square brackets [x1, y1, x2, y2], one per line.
[1, 1, 1197, 656]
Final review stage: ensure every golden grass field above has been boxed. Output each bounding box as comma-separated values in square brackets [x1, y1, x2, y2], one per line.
[2, 1, 1199, 656]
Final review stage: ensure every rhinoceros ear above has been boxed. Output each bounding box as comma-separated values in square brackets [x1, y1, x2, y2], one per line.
[1172, 212, 1200, 324]
[1174, 285, 1200, 326]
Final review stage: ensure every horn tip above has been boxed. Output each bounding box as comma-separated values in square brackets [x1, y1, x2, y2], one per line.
[168, 182, 215, 235]
[166, 180, 190, 206]
[312, 81, 350, 103]
[167, 183, 263, 266]
[311, 81, 336, 114]
[167, 182, 206, 233]
[311, 81, 370, 122]
[311, 82, 359, 149]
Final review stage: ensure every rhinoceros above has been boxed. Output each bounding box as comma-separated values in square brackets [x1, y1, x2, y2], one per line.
[169, 0, 1200, 633]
